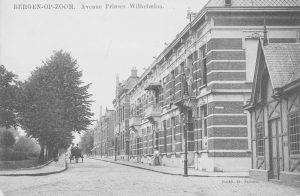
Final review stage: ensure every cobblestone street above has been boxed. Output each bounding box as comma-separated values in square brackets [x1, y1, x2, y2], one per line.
[0, 158, 299, 196]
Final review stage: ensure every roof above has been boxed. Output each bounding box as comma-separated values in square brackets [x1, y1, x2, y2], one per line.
[262, 43, 300, 89]
[245, 42, 300, 110]
[206, 0, 299, 7]
[127, 0, 299, 96]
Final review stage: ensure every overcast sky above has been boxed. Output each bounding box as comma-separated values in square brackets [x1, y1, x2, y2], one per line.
[0, 0, 208, 138]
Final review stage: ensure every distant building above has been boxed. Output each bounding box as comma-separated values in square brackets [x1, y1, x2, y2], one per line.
[245, 42, 300, 185]
[113, 68, 139, 160]
[93, 109, 115, 157]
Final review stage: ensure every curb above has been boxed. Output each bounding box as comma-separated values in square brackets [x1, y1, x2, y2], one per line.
[90, 157, 249, 178]
[0, 159, 68, 177]
[19, 160, 53, 170]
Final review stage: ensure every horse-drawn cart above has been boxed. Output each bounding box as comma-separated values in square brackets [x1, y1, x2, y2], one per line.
[69, 146, 83, 163]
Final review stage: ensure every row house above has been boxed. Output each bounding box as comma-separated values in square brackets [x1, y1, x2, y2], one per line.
[93, 119, 101, 156]
[116, 0, 300, 172]
[245, 41, 300, 185]
[113, 69, 139, 160]
[93, 109, 115, 157]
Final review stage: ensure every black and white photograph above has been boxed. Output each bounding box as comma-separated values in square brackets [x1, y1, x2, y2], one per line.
[0, 0, 300, 195]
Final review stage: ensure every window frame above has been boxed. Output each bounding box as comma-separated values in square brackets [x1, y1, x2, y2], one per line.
[256, 122, 265, 157]
[288, 111, 300, 156]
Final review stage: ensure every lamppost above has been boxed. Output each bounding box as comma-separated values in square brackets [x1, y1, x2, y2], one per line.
[183, 8, 197, 177]
[184, 110, 188, 176]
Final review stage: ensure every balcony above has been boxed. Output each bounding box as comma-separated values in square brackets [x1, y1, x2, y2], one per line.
[129, 115, 141, 127]
[145, 82, 161, 92]
[144, 104, 161, 123]
[174, 95, 197, 112]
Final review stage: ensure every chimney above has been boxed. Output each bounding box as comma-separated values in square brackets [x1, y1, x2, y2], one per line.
[225, 0, 232, 6]
[131, 67, 138, 77]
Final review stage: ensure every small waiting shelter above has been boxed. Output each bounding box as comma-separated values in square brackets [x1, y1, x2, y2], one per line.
[245, 40, 300, 186]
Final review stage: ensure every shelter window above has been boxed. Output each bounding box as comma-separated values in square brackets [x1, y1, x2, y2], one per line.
[256, 122, 265, 156]
[289, 112, 300, 155]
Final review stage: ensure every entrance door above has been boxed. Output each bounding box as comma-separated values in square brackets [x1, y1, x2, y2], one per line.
[268, 118, 283, 179]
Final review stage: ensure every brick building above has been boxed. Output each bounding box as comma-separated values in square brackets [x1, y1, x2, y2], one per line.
[113, 0, 300, 172]
[113, 69, 139, 160]
[93, 108, 115, 157]
[245, 41, 300, 185]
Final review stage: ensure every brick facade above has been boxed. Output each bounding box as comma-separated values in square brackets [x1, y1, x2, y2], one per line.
[109, 2, 299, 172]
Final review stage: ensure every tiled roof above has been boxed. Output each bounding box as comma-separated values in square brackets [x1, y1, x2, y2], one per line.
[206, 0, 299, 7]
[262, 43, 300, 89]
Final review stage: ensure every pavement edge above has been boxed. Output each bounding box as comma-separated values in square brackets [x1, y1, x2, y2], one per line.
[0, 158, 68, 177]
[89, 157, 249, 178]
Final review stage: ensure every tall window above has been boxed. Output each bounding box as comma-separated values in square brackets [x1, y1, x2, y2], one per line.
[163, 120, 167, 153]
[200, 44, 207, 85]
[137, 137, 140, 155]
[201, 104, 208, 137]
[289, 112, 300, 155]
[170, 70, 175, 100]
[256, 122, 265, 156]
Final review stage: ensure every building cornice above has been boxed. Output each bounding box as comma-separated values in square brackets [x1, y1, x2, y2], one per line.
[127, 6, 300, 96]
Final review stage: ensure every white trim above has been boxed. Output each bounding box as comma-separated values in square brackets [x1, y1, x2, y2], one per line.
[199, 149, 250, 153]
[208, 137, 248, 140]
[207, 125, 247, 129]
[194, 139, 203, 141]
[207, 81, 246, 86]
[207, 60, 246, 66]
[212, 26, 300, 31]
[207, 70, 246, 75]
[212, 89, 252, 93]
[206, 113, 246, 118]
[206, 49, 244, 56]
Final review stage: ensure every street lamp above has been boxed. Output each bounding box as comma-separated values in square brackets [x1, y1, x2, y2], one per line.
[184, 111, 188, 176]
[182, 8, 197, 177]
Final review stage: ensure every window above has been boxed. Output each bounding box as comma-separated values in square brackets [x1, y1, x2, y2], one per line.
[180, 62, 185, 73]
[289, 112, 300, 155]
[163, 120, 167, 153]
[170, 70, 175, 99]
[202, 59, 207, 85]
[137, 137, 140, 155]
[200, 44, 207, 85]
[256, 122, 265, 156]
[171, 117, 176, 143]
[193, 51, 198, 62]
[201, 104, 208, 137]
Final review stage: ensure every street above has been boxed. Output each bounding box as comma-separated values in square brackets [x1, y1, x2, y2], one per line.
[0, 158, 299, 196]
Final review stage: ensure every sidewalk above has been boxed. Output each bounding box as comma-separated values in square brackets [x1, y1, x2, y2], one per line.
[90, 156, 249, 178]
[0, 156, 67, 176]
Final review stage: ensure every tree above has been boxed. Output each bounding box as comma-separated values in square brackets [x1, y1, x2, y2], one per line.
[0, 130, 15, 148]
[13, 136, 40, 156]
[79, 130, 94, 155]
[0, 65, 20, 128]
[19, 50, 93, 161]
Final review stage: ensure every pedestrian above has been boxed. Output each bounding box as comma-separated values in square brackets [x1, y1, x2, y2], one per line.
[153, 147, 160, 166]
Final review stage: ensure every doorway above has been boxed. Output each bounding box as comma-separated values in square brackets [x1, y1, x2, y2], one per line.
[268, 118, 283, 179]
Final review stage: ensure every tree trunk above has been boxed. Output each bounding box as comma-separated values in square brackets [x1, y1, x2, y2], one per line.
[39, 144, 45, 163]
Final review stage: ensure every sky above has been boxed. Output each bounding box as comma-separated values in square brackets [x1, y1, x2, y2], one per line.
[0, 0, 209, 140]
